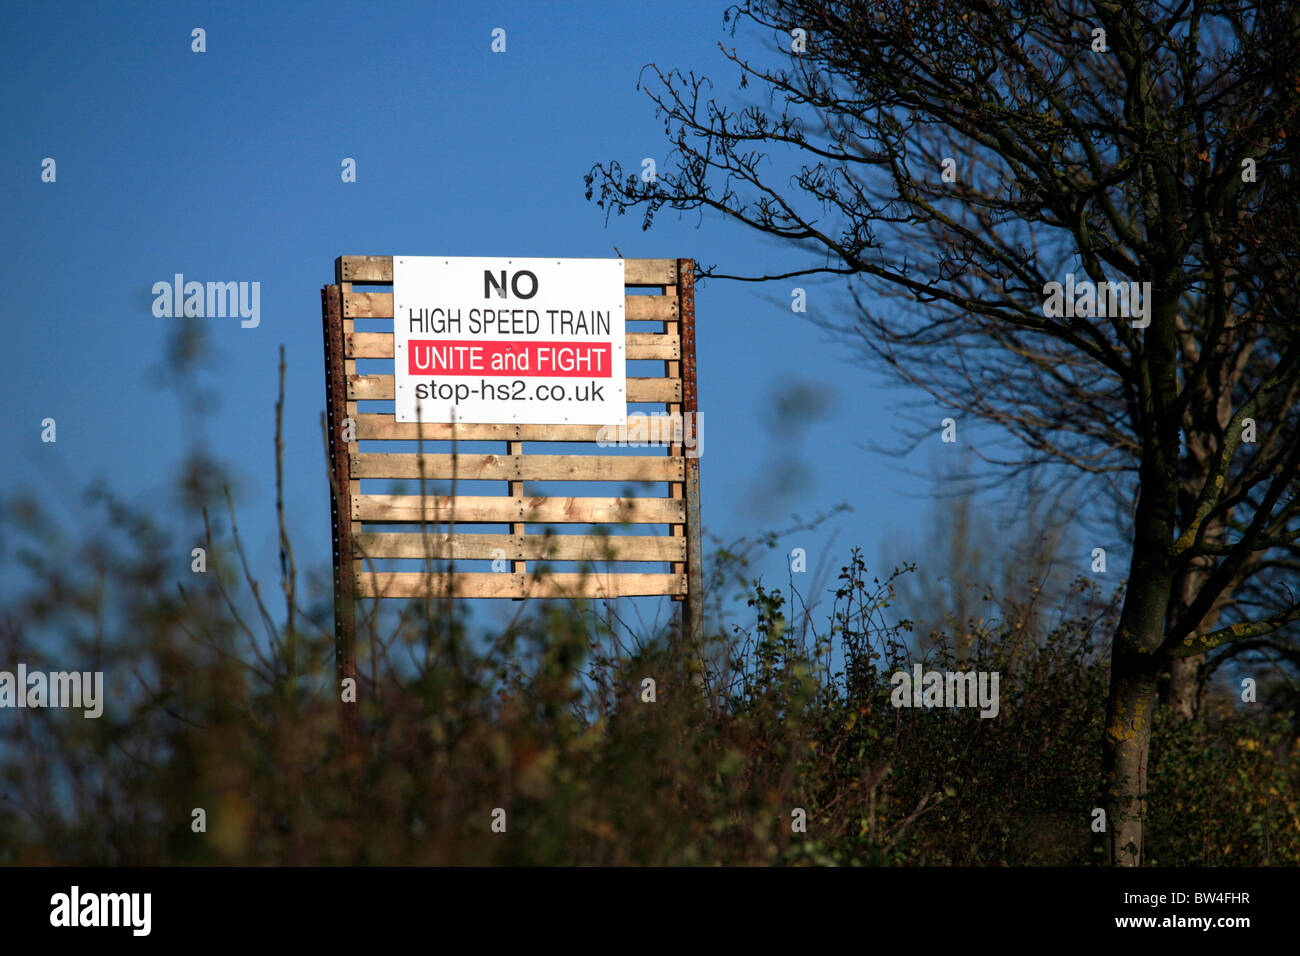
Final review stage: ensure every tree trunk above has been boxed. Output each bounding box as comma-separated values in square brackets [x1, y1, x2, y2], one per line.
[1102, 644, 1161, 864]
[1102, 271, 1183, 864]
[1103, 472, 1176, 865]
[1163, 656, 1199, 719]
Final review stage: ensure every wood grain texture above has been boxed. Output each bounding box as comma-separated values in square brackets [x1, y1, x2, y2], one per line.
[353, 571, 686, 599]
[353, 494, 685, 524]
[350, 452, 683, 482]
[353, 531, 684, 562]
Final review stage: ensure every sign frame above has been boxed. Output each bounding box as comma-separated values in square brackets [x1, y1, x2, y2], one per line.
[321, 256, 703, 735]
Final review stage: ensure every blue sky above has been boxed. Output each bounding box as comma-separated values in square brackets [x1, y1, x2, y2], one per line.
[1, 1, 1107, 643]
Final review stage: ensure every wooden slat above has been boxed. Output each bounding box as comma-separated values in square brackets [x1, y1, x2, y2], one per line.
[347, 330, 678, 361]
[351, 452, 683, 482]
[348, 375, 680, 402]
[628, 333, 679, 359]
[353, 531, 685, 562]
[626, 297, 677, 321]
[349, 374, 393, 399]
[354, 494, 684, 524]
[338, 256, 392, 284]
[352, 412, 685, 442]
[637, 378, 683, 402]
[353, 415, 598, 442]
[345, 291, 676, 321]
[337, 256, 678, 288]
[624, 260, 677, 287]
[354, 571, 686, 599]
[632, 378, 680, 402]
[348, 332, 391, 357]
[343, 292, 392, 318]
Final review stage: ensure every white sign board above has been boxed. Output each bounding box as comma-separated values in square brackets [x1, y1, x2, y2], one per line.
[393, 257, 626, 425]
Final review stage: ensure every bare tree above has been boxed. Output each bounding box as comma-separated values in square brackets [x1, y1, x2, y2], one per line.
[587, 0, 1300, 863]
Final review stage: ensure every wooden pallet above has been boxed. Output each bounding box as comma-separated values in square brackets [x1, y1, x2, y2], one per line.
[321, 255, 703, 618]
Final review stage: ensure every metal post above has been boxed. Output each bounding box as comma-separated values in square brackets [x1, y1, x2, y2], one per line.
[678, 259, 704, 645]
[321, 282, 359, 748]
